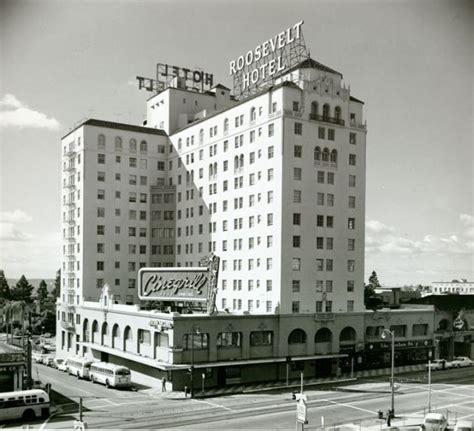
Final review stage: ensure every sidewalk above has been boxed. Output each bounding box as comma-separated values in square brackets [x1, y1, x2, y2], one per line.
[140, 363, 426, 399]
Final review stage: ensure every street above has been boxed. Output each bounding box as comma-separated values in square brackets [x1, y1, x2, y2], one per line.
[4, 364, 474, 429]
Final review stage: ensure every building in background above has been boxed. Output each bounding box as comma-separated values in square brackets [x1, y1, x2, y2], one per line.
[424, 279, 474, 296]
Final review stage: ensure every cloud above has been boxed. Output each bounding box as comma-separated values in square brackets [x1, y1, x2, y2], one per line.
[0, 93, 60, 130]
[366, 218, 473, 256]
[0, 223, 32, 241]
[0, 209, 33, 223]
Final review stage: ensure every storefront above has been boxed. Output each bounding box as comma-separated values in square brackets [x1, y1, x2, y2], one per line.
[0, 342, 26, 392]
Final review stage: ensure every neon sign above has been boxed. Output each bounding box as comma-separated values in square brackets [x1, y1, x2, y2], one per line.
[230, 21, 308, 99]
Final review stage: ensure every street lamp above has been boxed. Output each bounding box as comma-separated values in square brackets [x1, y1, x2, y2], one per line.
[381, 329, 395, 417]
[189, 325, 200, 398]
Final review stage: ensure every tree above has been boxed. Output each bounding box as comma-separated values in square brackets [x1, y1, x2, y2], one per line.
[37, 280, 48, 306]
[51, 269, 61, 299]
[11, 275, 34, 303]
[368, 271, 381, 289]
[0, 270, 11, 304]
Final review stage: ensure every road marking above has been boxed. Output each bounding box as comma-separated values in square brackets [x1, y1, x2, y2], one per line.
[39, 411, 57, 431]
[319, 398, 377, 415]
[193, 399, 234, 412]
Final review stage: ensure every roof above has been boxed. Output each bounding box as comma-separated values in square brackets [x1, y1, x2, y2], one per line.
[212, 83, 231, 91]
[172, 80, 301, 135]
[350, 95, 365, 104]
[62, 119, 168, 140]
[286, 57, 343, 78]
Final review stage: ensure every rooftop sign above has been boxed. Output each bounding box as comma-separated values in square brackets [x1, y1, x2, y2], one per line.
[138, 267, 211, 302]
[137, 63, 214, 94]
[230, 21, 308, 100]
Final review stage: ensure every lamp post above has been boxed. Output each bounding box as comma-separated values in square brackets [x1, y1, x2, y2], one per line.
[381, 329, 395, 417]
[189, 325, 200, 398]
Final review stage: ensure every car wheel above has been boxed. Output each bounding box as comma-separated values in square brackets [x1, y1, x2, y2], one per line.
[105, 379, 110, 388]
[22, 409, 36, 421]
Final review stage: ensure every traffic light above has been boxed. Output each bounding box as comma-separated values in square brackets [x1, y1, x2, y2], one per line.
[378, 410, 383, 420]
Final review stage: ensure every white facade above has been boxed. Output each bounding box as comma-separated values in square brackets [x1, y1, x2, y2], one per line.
[58, 58, 367, 356]
[429, 280, 474, 296]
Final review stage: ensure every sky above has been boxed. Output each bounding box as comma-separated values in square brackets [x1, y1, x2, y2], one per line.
[0, 0, 472, 286]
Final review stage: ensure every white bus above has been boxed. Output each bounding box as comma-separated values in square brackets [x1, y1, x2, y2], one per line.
[0, 389, 50, 422]
[89, 362, 132, 388]
[67, 356, 94, 379]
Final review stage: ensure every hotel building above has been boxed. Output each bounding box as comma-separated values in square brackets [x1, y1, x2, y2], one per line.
[56, 36, 440, 389]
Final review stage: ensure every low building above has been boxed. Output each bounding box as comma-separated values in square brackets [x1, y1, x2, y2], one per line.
[0, 342, 26, 391]
[425, 279, 474, 296]
[57, 286, 435, 391]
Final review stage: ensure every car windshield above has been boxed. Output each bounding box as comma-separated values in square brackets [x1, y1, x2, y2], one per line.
[116, 370, 130, 376]
[426, 419, 443, 424]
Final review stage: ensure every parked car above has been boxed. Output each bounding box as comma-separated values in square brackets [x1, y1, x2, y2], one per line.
[454, 420, 473, 431]
[451, 356, 473, 368]
[32, 351, 42, 363]
[423, 412, 448, 430]
[41, 355, 55, 367]
[53, 358, 68, 372]
[426, 359, 448, 371]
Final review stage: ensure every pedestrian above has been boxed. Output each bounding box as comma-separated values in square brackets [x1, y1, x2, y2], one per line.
[162, 377, 167, 392]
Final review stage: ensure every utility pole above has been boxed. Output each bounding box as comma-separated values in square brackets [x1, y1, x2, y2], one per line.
[428, 360, 432, 413]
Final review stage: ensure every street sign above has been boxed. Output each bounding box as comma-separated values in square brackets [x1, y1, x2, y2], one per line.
[297, 399, 308, 424]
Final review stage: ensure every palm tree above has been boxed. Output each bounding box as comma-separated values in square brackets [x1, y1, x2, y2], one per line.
[2, 300, 26, 345]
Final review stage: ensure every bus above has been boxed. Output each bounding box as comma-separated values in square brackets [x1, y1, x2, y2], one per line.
[0, 389, 50, 422]
[67, 356, 95, 379]
[89, 362, 132, 388]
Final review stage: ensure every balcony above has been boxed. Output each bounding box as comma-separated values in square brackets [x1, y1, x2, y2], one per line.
[64, 218, 76, 225]
[64, 201, 76, 208]
[349, 120, 367, 130]
[268, 110, 282, 119]
[314, 160, 337, 168]
[64, 182, 76, 190]
[61, 320, 75, 331]
[63, 164, 76, 172]
[283, 109, 303, 118]
[64, 148, 76, 157]
[309, 113, 345, 126]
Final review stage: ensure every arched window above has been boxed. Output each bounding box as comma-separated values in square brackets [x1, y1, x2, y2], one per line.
[223, 118, 229, 132]
[199, 129, 204, 143]
[124, 326, 133, 351]
[234, 155, 239, 170]
[209, 163, 213, 178]
[339, 327, 356, 343]
[288, 329, 307, 344]
[311, 101, 318, 119]
[250, 107, 256, 121]
[83, 319, 90, 342]
[178, 138, 182, 150]
[98, 134, 105, 148]
[314, 146, 321, 161]
[330, 149, 338, 164]
[213, 162, 217, 176]
[91, 320, 99, 343]
[239, 154, 244, 168]
[129, 138, 137, 153]
[101, 322, 109, 345]
[140, 140, 148, 153]
[112, 324, 120, 348]
[114, 136, 122, 150]
[315, 328, 332, 343]
[322, 148, 330, 162]
[323, 104, 330, 120]
[334, 106, 341, 120]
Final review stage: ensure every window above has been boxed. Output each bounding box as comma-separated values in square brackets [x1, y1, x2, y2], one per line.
[266, 280, 272, 291]
[267, 213, 273, 226]
[294, 167, 302, 181]
[349, 196, 356, 208]
[317, 215, 324, 227]
[97, 171, 105, 182]
[268, 146, 274, 159]
[347, 260, 355, 272]
[292, 258, 301, 271]
[316, 237, 324, 249]
[326, 216, 334, 228]
[390, 325, 407, 337]
[98, 154, 105, 164]
[326, 237, 333, 250]
[325, 301, 332, 312]
[183, 333, 209, 349]
[292, 280, 300, 293]
[348, 238, 355, 251]
[293, 213, 301, 225]
[268, 168, 273, 181]
[129, 157, 137, 168]
[348, 218, 355, 229]
[266, 301, 272, 312]
[318, 127, 325, 139]
[292, 301, 300, 313]
[157, 161, 165, 171]
[327, 172, 335, 185]
[293, 190, 301, 203]
[217, 332, 242, 348]
[412, 324, 428, 336]
[317, 171, 325, 184]
[97, 189, 105, 200]
[347, 280, 354, 292]
[317, 192, 324, 205]
[268, 123, 274, 137]
[349, 154, 356, 166]
[293, 236, 301, 248]
[97, 225, 104, 235]
[294, 122, 302, 135]
[350, 132, 357, 145]
[98, 134, 105, 149]
[294, 145, 302, 157]
[97, 261, 104, 271]
[328, 129, 335, 141]
[327, 194, 334, 207]
[349, 175, 356, 187]
[316, 259, 324, 271]
[316, 301, 323, 312]
[250, 331, 273, 346]
[326, 259, 333, 271]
